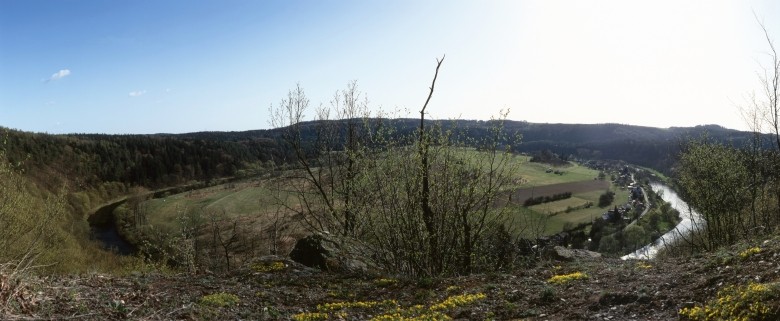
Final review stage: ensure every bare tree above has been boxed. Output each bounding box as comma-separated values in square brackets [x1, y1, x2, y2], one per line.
[268, 58, 521, 277]
[269, 82, 372, 237]
[417, 56, 445, 274]
[733, 17, 780, 241]
[358, 58, 521, 276]
[752, 18, 780, 227]
[264, 183, 294, 255]
[204, 209, 251, 272]
[755, 19, 780, 150]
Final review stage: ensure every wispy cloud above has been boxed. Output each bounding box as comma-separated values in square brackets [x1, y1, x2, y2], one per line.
[128, 90, 147, 97]
[46, 69, 71, 82]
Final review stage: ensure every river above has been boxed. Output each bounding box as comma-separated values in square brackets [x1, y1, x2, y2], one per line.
[86, 180, 230, 255]
[621, 183, 702, 260]
[88, 199, 136, 255]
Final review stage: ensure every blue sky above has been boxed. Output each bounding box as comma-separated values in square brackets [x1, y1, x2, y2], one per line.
[1, 1, 779, 134]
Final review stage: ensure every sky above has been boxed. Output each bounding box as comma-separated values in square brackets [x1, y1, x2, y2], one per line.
[1, 0, 779, 134]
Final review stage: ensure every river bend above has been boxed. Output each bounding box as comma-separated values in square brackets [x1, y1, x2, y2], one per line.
[622, 183, 702, 260]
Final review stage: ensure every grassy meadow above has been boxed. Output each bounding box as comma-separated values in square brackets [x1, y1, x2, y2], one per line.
[127, 154, 625, 246]
[141, 180, 285, 231]
[111, 176, 308, 262]
[510, 155, 600, 187]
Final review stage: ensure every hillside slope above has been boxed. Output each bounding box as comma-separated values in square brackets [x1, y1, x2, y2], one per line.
[4, 233, 778, 320]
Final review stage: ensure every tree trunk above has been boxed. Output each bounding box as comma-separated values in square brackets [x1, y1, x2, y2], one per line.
[418, 56, 444, 276]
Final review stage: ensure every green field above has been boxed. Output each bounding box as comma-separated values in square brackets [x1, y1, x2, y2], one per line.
[529, 197, 592, 215]
[513, 185, 628, 236]
[133, 154, 623, 239]
[446, 151, 599, 190]
[510, 155, 600, 187]
[136, 179, 294, 233]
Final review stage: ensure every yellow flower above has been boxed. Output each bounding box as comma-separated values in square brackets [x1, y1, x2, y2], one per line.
[292, 312, 329, 321]
[547, 272, 589, 285]
[739, 246, 761, 259]
[678, 282, 777, 321]
[252, 261, 287, 273]
[318, 299, 398, 312]
[429, 293, 487, 311]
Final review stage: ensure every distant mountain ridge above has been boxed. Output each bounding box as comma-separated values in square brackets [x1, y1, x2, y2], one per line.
[488, 121, 769, 172]
[1, 120, 771, 190]
[166, 119, 767, 173]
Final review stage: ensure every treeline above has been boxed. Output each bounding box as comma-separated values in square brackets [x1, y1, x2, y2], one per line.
[461, 121, 772, 174]
[524, 192, 572, 207]
[273, 119, 768, 175]
[1, 128, 284, 189]
[3, 119, 768, 190]
[0, 147, 145, 273]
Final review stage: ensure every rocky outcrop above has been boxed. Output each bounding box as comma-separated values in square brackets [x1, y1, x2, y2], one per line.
[547, 245, 602, 261]
[289, 233, 381, 276]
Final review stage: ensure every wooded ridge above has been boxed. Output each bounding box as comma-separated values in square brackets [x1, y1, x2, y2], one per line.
[2, 120, 770, 191]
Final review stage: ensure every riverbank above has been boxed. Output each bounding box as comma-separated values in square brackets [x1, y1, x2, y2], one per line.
[86, 175, 255, 255]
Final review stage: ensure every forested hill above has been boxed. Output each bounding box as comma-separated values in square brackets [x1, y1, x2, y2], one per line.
[492, 121, 769, 172]
[440, 120, 767, 172]
[1, 128, 283, 189]
[262, 119, 767, 173]
[0, 121, 767, 190]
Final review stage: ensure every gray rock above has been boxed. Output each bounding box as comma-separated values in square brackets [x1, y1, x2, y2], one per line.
[549, 245, 602, 261]
[289, 233, 381, 276]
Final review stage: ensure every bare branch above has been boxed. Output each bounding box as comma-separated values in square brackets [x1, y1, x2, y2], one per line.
[420, 55, 445, 117]
[755, 15, 780, 150]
